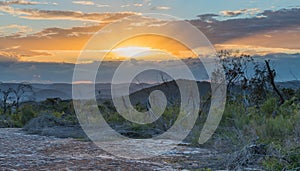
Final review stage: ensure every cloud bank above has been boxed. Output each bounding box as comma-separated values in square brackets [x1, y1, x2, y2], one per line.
[0, 5, 136, 22]
[0, 0, 47, 5]
[220, 8, 260, 17]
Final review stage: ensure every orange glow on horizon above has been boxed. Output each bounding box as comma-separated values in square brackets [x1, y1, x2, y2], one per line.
[105, 34, 197, 61]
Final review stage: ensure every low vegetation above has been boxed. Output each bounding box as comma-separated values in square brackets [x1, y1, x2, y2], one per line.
[0, 50, 299, 170]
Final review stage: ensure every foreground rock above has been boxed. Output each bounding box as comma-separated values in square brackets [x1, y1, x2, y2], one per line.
[0, 128, 227, 170]
[23, 114, 87, 139]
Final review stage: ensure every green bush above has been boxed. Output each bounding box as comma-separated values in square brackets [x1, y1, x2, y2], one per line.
[20, 105, 36, 126]
[63, 113, 79, 125]
[216, 95, 300, 169]
[261, 97, 277, 117]
[11, 113, 23, 127]
[221, 101, 251, 130]
[263, 144, 300, 170]
[278, 98, 300, 115]
[53, 111, 63, 118]
[264, 115, 293, 141]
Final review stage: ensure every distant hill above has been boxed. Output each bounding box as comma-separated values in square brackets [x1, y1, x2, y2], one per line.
[277, 80, 300, 90]
[128, 79, 300, 106]
[0, 83, 155, 102]
[0, 80, 299, 102]
[129, 80, 212, 106]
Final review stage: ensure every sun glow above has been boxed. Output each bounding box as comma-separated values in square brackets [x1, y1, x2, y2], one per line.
[106, 34, 198, 61]
[111, 46, 153, 58]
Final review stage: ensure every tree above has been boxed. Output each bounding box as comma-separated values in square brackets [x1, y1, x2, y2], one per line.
[218, 50, 284, 106]
[10, 83, 34, 112]
[265, 60, 285, 105]
[0, 87, 14, 114]
[0, 82, 34, 114]
[218, 50, 253, 95]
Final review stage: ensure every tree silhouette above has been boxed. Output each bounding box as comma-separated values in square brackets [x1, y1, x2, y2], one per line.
[0, 82, 34, 114]
[218, 50, 285, 106]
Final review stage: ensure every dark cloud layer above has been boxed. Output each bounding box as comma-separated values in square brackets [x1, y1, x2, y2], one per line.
[190, 8, 300, 44]
[1, 8, 299, 51]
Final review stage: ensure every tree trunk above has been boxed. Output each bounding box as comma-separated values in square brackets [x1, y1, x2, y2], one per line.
[265, 60, 285, 105]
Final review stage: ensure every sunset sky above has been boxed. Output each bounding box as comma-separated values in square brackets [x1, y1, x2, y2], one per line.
[0, 0, 300, 82]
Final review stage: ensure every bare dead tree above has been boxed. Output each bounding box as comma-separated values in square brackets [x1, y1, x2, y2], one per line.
[0, 88, 14, 114]
[0, 83, 34, 114]
[159, 71, 171, 88]
[11, 83, 34, 112]
[265, 60, 285, 105]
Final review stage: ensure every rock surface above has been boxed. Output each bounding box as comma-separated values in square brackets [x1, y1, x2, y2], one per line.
[0, 128, 226, 170]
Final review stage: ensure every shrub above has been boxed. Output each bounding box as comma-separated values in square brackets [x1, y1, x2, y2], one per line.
[264, 115, 293, 141]
[263, 144, 300, 170]
[11, 113, 22, 127]
[20, 105, 36, 126]
[260, 97, 277, 117]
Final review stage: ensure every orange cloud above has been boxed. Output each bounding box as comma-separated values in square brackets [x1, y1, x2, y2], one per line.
[151, 6, 171, 10]
[0, 45, 52, 62]
[1, 8, 300, 63]
[220, 8, 260, 17]
[72, 1, 95, 6]
[0, 6, 137, 22]
[0, 24, 32, 36]
[217, 26, 300, 55]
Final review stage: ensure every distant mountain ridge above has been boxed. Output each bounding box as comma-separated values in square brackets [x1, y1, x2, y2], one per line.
[0, 83, 155, 102]
[0, 80, 299, 102]
[277, 80, 300, 90]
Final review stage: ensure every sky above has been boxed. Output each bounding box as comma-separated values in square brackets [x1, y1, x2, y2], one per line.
[0, 0, 300, 82]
